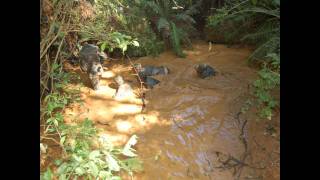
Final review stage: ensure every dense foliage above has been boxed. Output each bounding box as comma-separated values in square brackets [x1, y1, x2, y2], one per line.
[40, 0, 280, 178]
[40, 0, 146, 179]
[40, 64, 142, 179]
[206, 0, 280, 119]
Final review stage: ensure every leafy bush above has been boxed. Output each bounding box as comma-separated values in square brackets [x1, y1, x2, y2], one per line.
[126, 26, 165, 57]
[206, 0, 280, 120]
[207, 0, 280, 61]
[41, 1, 150, 179]
[41, 119, 143, 180]
[133, 0, 201, 57]
[97, 32, 140, 55]
[74, 0, 166, 57]
[40, 61, 143, 180]
[253, 53, 280, 120]
[41, 65, 82, 135]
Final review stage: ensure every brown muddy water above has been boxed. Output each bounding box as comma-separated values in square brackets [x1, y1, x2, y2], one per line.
[61, 41, 280, 180]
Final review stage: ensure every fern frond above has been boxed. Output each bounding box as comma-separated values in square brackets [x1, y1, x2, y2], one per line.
[169, 22, 185, 57]
[241, 27, 278, 43]
[245, 7, 280, 18]
[248, 36, 279, 62]
[175, 14, 196, 24]
[176, 26, 192, 48]
[145, 1, 162, 15]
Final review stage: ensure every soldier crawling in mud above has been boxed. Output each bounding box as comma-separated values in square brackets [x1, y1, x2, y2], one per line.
[194, 63, 216, 79]
[133, 63, 169, 88]
[79, 44, 106, 90]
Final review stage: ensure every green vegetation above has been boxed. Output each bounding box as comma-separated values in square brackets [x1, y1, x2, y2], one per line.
[41, 119, 142, 179]
[131, 0, 201, 57]
[40, 65, 142, 179]
[41, 0, 280, 178]
[206, 0, 280, 120]
[70, 0, 202, 57]
[40, 1, 146, 178]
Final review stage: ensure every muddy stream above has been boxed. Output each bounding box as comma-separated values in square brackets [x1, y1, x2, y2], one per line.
[62, 41, 279, 180]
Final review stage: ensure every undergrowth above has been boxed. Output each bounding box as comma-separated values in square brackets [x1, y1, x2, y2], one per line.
[206, 0, 280, 120]
[40, 0, 281, 178]
[41, 120, 142, 180]
[40, 65, 142, 179]
[41, 0, 145, 179]
[131, 0, 202, 57]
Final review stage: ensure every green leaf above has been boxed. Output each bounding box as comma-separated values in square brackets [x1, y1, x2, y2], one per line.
[99, 171, 111, 179]
[74, 167, 85, 176]
[56, 113, 64, 122]
[53, 119, 59, 127]
[111, 176, 121, 180]
[58, 174, 67, 180]
[72, 154, 83, 163]
[115, 38, 121, 45]
[58, 31, 66, 38]
[60, 136, 66, 145]
[122, 135, 138, 157]
[132, 40, 139, 47]
[41, 168, 53, 180]
[106, 153, 120, 171]
[251, 0, 257, 5]
[52, 63, 60, 70]
[89, 150, 101, 160]
[87, 161, 99, 177]
[47, 128, 56, 133]
[46, 117, 53, 124]
[101, 42, 108, 51]
[123, 158, 143, 172]
[47, 103, 54, 113]
[54, 159, 63, 166]
[63, 98, 68, 105]
[57, 163, 68, 175]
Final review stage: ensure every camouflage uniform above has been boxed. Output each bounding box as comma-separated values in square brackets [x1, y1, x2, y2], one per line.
[79, 44, 104, 90]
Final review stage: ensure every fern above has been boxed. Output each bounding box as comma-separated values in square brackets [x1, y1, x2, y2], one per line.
[170, 22, 185, 57]
[145, 1, 162, 15]
[248, 36, 279, 62]
[137, 0, 199, 57]
[207, 0, 280, 61]
[206, 0, 280, 120]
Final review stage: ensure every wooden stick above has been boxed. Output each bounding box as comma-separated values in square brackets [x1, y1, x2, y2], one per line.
[126, 55, 146, 112]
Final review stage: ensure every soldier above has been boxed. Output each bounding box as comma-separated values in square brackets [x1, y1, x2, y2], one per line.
[79, 44, 104, 90]
[133, 64, 168, 89]
[134, 63, 169, 77]
[194, 64, 216, 79]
